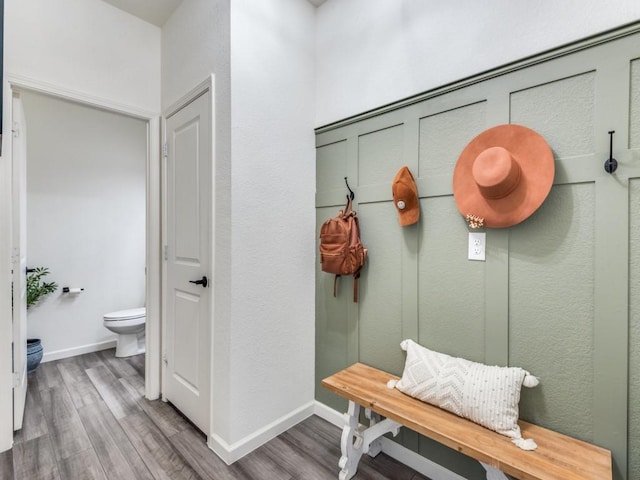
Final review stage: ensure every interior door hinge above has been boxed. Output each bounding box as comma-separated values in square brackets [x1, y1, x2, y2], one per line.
[163, 245, 168, 260]
[162, 353, 168, 364]
[162, 143, 168, 158]
[12, 372, 20, 388]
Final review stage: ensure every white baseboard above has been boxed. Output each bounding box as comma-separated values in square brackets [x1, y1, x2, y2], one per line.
[208, 401, 315, 465]
[41, 339, 117, 363]
[313, 400, 466, 480]
[313, 399, 344, 425]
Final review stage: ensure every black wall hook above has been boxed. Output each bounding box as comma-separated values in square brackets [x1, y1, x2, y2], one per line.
[344, 177, 355, 201]
[604, 130, 618, 174]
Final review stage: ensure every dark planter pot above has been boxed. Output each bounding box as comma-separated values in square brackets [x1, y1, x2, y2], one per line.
[27, 338, 43, 372]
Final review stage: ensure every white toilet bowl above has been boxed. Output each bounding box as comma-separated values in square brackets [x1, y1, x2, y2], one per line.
[103, 307, 146, 357]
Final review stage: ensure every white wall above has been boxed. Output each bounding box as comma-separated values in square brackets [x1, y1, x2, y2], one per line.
[161, 0, 230, 110]
[315, 0, 640, 126]
[22, 91, 147, 358]
[162, 0, 316, 454]
[162, 0, 234, 444]
[229, 0, 316, 444]
[5, 0, 161, 114]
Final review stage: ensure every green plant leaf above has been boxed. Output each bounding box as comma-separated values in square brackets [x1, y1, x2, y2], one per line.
[27, 267, 58, 309]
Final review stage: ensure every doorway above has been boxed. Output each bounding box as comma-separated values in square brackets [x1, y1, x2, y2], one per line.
[1, 78, 162, 451]
[20, 89, 146, 360]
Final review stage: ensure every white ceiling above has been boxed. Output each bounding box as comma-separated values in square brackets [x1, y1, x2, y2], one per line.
[100, 0, 182, 26]
[101, 0, 326, 27]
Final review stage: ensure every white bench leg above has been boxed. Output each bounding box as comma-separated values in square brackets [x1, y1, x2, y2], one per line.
[338, 401, 363, 480]
[364, 409, 383, 457]
[338, 401, 402, 480]
[480, 462, 513, 480]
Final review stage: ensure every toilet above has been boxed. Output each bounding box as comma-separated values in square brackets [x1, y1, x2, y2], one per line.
[103, 307, 146, 357]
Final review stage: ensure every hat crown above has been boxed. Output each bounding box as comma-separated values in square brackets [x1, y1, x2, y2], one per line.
[392, 166, 420, 226]
[471, 146, 521, 200]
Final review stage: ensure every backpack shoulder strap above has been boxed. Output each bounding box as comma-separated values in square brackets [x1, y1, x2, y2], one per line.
[353, 272, 360, 303]
[343, 197, 354, 217]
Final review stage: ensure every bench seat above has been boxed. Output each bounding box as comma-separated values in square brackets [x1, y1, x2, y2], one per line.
[322, 362, 612, 480]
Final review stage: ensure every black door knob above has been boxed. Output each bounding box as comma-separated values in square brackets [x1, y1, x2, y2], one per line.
[189, 276, 208, 288]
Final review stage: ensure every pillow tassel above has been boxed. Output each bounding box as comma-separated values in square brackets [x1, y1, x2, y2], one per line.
[400, 339, 410, 351]
[387, 379, 398, 389]
[522, 373, 539, 388]
[512, 437, 537, 451]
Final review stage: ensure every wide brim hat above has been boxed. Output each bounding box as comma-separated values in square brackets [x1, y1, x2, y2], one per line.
[392, 166, 420, 226]
[452, 124, 555, 228]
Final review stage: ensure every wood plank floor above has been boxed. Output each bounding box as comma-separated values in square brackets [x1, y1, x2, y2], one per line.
[1, 350, 430, 480]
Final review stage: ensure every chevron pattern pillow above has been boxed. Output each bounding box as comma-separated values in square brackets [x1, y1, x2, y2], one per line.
[390, 339, 539, 450]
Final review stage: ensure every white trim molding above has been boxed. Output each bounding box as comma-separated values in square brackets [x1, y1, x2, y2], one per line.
[145, 114, 162, 401]
[6, 73, 158, 120]
[41, 340, 117, 363]
[313, 401, 465, 480]
[0, 77, 16, 452]
[163, 75, 213, 119]
[208, 401, 314, 465]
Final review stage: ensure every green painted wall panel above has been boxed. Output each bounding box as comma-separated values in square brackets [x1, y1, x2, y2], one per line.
[316, 28, 640, 480]
[510, 72, 595, 158]
[631, 59, 640, 149]
[629, 178, 640, 478]
[358, 124, 404, 187]
[357, 202, 405, 375]
[315, 205, 350, 410]
[416, 190, 488, 479]
[417, 196, 486, 363]
[509, 184, 595, 441]
[316, 140, 348, 194]
[418, 101, 487, 177]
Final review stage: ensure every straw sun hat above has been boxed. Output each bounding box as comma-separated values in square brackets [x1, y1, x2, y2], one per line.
[453, 124, 555, 228]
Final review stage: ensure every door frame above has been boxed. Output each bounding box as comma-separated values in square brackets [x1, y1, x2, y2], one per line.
[161, 74, 215, 435]
[11, 91, 28, 432]
[0, 74, 162, 451]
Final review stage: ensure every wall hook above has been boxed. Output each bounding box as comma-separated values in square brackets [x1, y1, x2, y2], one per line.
[604, 130, 618, 174]
[344, 177, 355, 201]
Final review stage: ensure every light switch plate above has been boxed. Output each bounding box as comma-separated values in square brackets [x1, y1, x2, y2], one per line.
[468, 232, 486, 261]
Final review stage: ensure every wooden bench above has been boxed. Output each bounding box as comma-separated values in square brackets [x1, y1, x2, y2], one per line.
[322, 363, 612, 480]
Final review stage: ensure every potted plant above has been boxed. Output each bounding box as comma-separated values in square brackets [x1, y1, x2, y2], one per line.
[27, 267, 58, 309]
[26, 267, 58, 371]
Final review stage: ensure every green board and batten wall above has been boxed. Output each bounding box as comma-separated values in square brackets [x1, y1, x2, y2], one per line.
[315, 24, 640, 480]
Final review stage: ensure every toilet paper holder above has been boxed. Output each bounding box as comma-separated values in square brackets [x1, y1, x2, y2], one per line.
[62, 287, 84, 294]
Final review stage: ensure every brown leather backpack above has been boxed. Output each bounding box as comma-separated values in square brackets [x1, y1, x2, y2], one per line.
[319, 198, 368, 302]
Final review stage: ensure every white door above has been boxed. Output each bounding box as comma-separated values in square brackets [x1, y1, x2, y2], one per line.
[12, 93, 28, 430]
[164, 89, 212, 433]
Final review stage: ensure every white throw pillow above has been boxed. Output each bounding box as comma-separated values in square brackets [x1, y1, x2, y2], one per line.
[388, 339, 539, 450]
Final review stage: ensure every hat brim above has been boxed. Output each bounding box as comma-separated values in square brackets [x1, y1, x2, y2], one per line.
[452, 124, 555, 228]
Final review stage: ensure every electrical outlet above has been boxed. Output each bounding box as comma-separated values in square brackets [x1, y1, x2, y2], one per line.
[468, 232, 486, 261]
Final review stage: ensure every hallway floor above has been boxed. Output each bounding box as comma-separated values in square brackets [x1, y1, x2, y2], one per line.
[0, 350, 429, 479]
